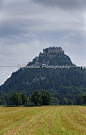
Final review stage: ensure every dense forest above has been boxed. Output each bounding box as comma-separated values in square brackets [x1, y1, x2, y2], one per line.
[0, 47, 86, 105]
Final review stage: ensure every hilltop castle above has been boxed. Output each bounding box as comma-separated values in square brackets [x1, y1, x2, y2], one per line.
[39, 47, 64, 57]
[43, 47, 64, 54]
[34, 47, 64, 65]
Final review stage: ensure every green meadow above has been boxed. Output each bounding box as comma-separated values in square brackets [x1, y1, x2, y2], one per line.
[0, 106, 86, 135]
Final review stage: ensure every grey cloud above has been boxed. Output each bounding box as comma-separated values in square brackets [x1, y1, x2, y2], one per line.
[1, 0, 85, 34]
[32, 0, 86, 10]
[0, 0, 4, 11]
[0, 0, 86, 85]
[0, 26, 23, 38]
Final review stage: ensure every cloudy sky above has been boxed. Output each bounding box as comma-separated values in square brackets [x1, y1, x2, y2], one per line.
[0, 0, 86, 85]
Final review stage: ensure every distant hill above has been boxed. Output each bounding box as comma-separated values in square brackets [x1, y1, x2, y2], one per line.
[0, 47, 86, 105]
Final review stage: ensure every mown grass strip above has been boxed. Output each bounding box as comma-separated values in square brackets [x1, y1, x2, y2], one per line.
[0, 106, 86, 135]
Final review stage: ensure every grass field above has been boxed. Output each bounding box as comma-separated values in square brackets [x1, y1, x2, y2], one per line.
[0, 106, 86, 135]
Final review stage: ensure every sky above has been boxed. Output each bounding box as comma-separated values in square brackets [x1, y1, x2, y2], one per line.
[0, 0, 86, 85]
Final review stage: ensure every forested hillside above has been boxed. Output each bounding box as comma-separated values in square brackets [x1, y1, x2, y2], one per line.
[0, 47, 86, 105]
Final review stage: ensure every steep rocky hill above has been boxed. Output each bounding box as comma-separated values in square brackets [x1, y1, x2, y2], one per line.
[0, 47, 86, 104]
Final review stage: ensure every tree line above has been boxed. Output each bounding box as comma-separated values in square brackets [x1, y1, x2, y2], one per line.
[9, 90, 51, 106]
[0, 90, 86, 106]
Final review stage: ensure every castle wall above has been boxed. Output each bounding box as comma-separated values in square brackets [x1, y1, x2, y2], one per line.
[43, 47, 63, 54]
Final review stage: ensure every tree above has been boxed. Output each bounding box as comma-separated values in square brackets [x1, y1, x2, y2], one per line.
[41, 90, 52, 105]
[67, 80, 71, 86]
[2, 100, 7, 105]
[63, 98, 68, 105]
[10, 92, 21, 106]
[0, 98, 2, 104]
[73, 94, 82, 105]
[73, 98, 77, 105]
[30, 90, 42, 106]
[21, 93, 28, 105]
[51, 97, 59, 105]
[68, 99, 73, 105]
[82, 94, 86, 105]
